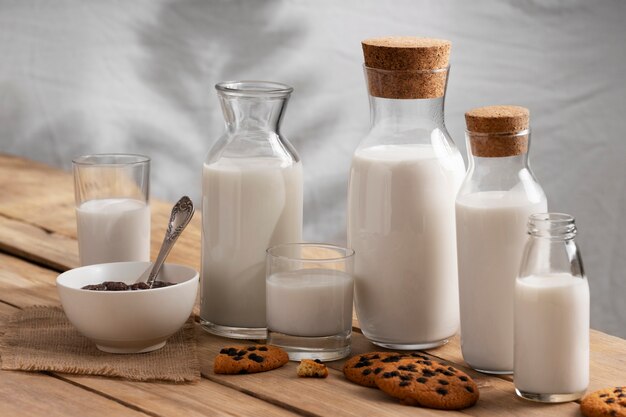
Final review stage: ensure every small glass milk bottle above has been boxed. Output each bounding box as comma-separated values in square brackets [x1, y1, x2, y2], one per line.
[348, 37, 466, 349]
[456, 106, 547, 374]
[515, 213, 590, 402]
[200, 81, 303, 339]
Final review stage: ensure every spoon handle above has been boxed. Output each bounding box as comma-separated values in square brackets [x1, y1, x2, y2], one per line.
[147, 196, 195, 287]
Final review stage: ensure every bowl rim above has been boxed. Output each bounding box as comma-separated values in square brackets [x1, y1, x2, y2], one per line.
[56, 261, 199, 293]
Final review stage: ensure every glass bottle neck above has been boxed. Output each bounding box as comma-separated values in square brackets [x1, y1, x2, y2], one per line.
[219, 95, 287, 135]
[208, 81, 298, 163]
[459, 130, 541, 197]
[528, 213, 577, 241]
[468, 152, 529, 173]
[520, 213, 585, 279]
[369, 95, 445, 132]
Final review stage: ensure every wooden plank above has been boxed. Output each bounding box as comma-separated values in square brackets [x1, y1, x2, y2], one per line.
[0, 215, 79, 272]
[0, 154, 77, 239]
[56, 374, 298, 417]
[0, 252, 61, 307]
[0, 370, 149, 417]
[589, 329, 626, 391]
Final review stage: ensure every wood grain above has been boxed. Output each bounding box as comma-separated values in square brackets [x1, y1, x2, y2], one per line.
[0, 154, 77, 239]
[0, 215, 79, 272]
[0, 370, 148, 417]
[0, 252, 62, 307]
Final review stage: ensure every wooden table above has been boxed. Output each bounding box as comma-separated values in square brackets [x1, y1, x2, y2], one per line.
[0, 153, 623, 417]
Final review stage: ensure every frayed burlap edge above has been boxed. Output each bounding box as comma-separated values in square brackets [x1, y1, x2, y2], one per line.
[0, 306, 200, 383]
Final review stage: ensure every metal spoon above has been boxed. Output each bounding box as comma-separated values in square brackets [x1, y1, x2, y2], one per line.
[136, 196, 195, 287]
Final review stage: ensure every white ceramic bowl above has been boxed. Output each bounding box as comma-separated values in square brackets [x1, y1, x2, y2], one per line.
[56, 261, 198, 354]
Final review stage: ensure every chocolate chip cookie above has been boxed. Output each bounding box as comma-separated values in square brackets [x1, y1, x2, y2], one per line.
[297, 359, 329, 378]
[343, 352, 430, 387]
[214, 345, 289, 374]
[581, 386, 626, 417]
[374, 358, 479, 410]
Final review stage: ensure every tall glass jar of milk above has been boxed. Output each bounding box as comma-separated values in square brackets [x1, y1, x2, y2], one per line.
[515, 213, 589, 402]
[200, 81, 303, 339]
[348, 37, 466, 349]
[456, 106, 547, 374]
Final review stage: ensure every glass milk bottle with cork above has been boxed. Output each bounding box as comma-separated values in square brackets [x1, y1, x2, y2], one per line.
[515, 213, 590, 402]
[347, 37, 466, 349]
[200, 81, 303, 339]
[456, 106, 547, 374]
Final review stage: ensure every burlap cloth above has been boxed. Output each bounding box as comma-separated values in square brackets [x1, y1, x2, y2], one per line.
[0, 306, 200, 383]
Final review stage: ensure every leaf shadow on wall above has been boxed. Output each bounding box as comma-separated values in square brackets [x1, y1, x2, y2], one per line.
[134, 0, 309, 201]
[135, 0, 344, 235]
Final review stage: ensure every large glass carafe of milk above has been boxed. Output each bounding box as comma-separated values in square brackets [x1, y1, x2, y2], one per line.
[456, 106, 547, 374]
[348, 37, 466, 349]
[200, 81, 303, 339]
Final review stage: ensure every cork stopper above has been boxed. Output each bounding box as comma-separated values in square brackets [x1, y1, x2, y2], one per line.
[362, 37, 451, 99]
[465, 105, 530, 157]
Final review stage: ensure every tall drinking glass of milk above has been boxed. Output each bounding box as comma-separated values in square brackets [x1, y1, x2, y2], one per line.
[73, 154, 150, 266]
[515, 213, 589, 403]
[456, 106, 547, 374]
[200, 81, 303, 339]
[348, 37, 466, 349]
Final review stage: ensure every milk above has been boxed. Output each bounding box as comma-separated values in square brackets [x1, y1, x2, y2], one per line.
[267, 268, 354, 337]
[76, 198, 150, 266]
[347, 144, 465, 346]
[200, 158, 303, 329]
[456, 191, 547, 372]
[514, 273, 589, 394]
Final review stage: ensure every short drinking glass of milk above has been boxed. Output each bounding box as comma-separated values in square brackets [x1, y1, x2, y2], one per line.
[514, 213, 589, 403]
[266, 243, 354, 361]
[73, 154, 150, 266]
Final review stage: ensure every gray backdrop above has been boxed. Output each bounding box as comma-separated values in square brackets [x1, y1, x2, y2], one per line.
[1, 0, 625, 338]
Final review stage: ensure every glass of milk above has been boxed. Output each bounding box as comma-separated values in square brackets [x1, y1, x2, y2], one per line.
[266, 243, 354, 361]
[514, 213, 589, 403]
[73, 154, 150, 266]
